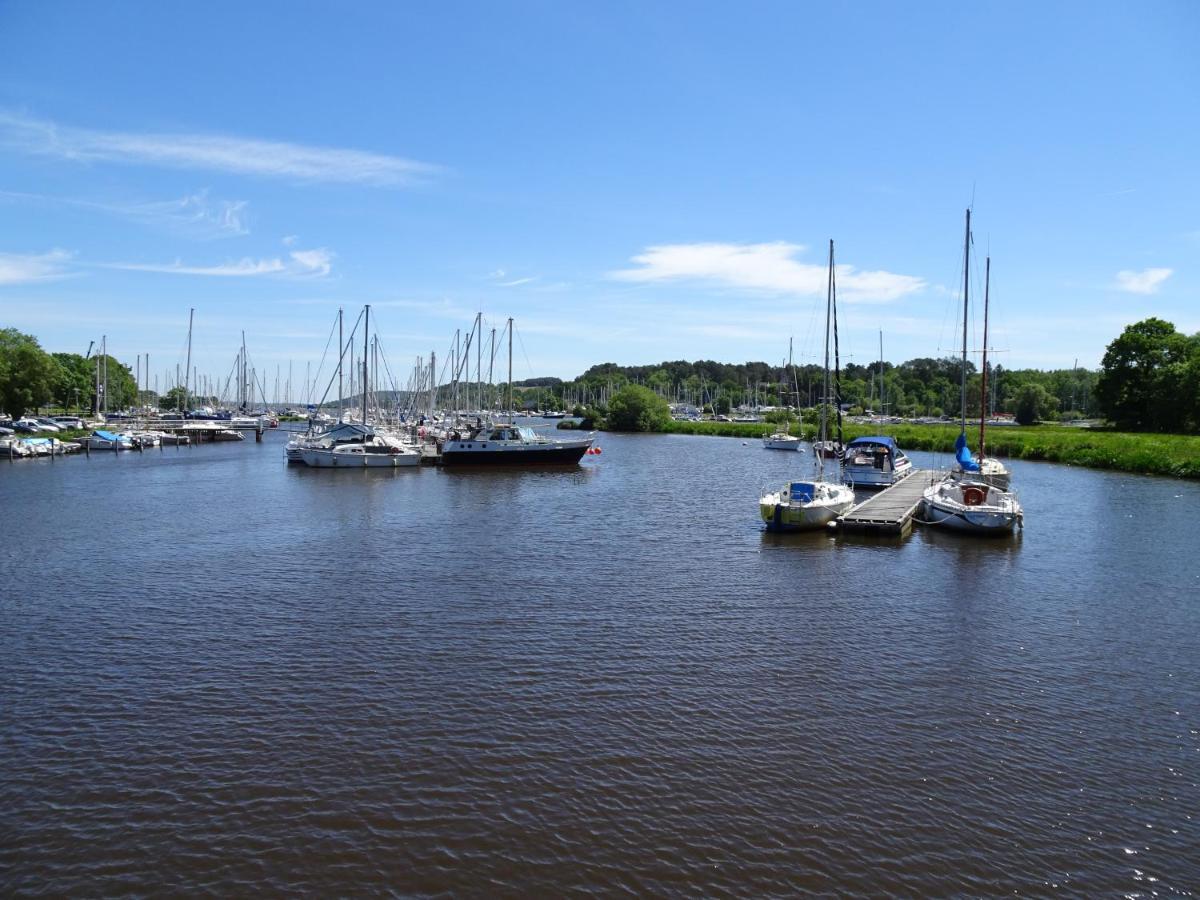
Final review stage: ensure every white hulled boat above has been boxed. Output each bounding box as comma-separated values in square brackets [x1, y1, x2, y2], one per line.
[299, 425, 420, 468]
[761, 240, 855, 530]
[923, 209, 1022, 534]
[85, 429, 135, 451]
[762, 426, 803, 451]
[922, 477, 1022, 533]
[842, 435, 913, 488]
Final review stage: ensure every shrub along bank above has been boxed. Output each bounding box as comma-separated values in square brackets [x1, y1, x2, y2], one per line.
[651, 420, 1200, 479]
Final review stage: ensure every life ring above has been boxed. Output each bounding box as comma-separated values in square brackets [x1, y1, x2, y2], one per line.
[962, 485, 986, 506]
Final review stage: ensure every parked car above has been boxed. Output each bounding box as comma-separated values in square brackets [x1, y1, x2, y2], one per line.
[51, 416, 86, 429]
[33, 417, 63, 432]
[0, 425, 14, 436]
[12, 420, 41, 433]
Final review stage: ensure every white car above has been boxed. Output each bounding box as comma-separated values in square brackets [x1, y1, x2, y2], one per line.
[52, 416, 86, 429]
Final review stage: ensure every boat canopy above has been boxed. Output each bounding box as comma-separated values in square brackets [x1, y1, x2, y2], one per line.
[318, 422, 375, 441]
[846, 435, 896, 449]
[94, 429, 121, 441]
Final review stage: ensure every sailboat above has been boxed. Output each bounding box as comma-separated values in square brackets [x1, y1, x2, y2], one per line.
[922, 210, 1022, 534]
[300, 305, 420, 468]
[762, 338, 804, 450]
[950, 255, 1011, 489]
[760, 240, 856, 531]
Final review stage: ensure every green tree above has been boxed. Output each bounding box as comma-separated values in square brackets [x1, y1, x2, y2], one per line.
[1014, 383, 1055, 425]
[606, 384, 671, 431]
[51, 352, 94, 412]
[1096, 318, 1195, 431]
[92, 355, 138, 412]
[0, 328, 57, 418]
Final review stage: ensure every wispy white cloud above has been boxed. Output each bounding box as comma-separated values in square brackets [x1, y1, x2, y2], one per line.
[0, 188, 249, 238]
[0, 249, 73, 285]
[609, 242, 925, 302]
[1114, 267, 1172, 294]
[486, 268, 538, 287]
[107, 246, 333, 279]
[0, 111, 440, 186]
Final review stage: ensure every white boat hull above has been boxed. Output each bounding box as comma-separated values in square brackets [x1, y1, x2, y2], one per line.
[762, 436, 803, 451]
[760, 482, 855, 531]
[844, 459, 913, 488]
[922, 479, 1022, 534]
[300, 446, 420, 467]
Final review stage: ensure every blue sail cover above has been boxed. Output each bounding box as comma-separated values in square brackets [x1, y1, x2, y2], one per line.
[955, 432, 980, 471]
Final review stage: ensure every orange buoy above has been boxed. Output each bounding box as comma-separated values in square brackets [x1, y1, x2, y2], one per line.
[962, 485, 986, 506]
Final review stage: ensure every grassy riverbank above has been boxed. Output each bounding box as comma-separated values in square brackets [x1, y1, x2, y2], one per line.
[658, 420, 1200, 479]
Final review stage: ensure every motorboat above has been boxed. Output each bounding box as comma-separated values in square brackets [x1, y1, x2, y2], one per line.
[85, 429, 135, 451]
[441, 422, 593, 466]
[921, 477, 1022, 534]
[842, 435, 912, 487]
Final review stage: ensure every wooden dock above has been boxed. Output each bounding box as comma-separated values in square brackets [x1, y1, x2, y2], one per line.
[838, 470, 933, 537]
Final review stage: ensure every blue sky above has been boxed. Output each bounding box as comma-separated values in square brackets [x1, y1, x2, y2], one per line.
[1, 1, 1196, 397]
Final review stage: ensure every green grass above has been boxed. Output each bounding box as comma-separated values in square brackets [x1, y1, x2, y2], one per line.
[653, 420, 1200, 478]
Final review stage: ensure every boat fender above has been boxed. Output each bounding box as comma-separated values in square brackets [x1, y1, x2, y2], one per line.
[962, 485, 985, 506]
[594, 447, 601, 454]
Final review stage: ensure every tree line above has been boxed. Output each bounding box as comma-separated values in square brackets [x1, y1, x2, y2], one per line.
[4, 319, 1197, 432]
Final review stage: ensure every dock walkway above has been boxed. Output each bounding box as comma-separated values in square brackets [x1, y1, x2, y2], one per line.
[839, 470, 934, 537]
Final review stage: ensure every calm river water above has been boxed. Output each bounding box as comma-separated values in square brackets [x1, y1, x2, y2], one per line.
[2, 427, 1198, 895]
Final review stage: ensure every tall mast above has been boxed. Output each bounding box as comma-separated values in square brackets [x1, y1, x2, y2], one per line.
[475, 311, 482, 414]
[242, 330, 248, 411]
[362, 304, 370, 425]
[488, 328, 496, 411]
[102, 335, 107, 415]
[961, 207, 970, 435]
[980, 256, 991, 458]
[832, 245, 844, 454]
[879, 330, 885, 416]
[182, 312, 192, 415]
[337, 307, 344, 422]
[507, 317, 514, 420]
[818, 240, 833, 480]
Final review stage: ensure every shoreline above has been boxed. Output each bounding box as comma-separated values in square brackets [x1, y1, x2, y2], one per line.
[637, 420, 1200, 480]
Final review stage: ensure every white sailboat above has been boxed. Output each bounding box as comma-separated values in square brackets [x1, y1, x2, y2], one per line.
[923, 209, 1022, 534]
[950, 254, 1011, 489]
[763, 339, 804, 450]
[760, 240, 855, 530]
[299, 305, 421, 468]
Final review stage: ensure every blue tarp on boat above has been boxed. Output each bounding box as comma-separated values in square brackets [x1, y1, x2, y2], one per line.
[94, 430, 121, 441]
[954, 432, 980, 471]
[790, 482, 815, 501]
